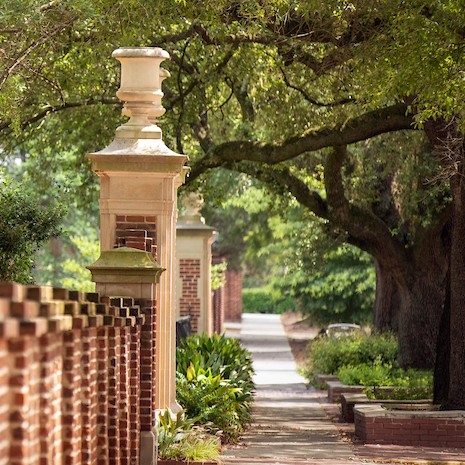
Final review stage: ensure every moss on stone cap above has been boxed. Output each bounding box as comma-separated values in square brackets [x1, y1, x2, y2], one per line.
[88, 247, 165, 284]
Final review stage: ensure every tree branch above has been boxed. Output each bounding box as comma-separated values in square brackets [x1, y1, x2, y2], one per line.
[280, 67, 353, 107]
[324, 145, 412, 278]
[0, 98, 120, 131]
[222, 161, 329, 219]
[187, 104, 415, 181]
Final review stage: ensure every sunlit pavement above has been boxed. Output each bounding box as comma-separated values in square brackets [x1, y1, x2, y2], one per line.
[221, 313, 374, 465]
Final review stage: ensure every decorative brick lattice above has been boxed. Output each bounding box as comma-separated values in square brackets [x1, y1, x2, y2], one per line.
[179, 259, 201, 332]
[114, 215, 157, 259]
[0, 282, 151, 465]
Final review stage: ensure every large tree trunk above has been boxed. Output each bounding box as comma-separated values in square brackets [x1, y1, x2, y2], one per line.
[443, 173, 465, 409]
[374, 238, 448, 369]
[373, 260, 400, 332]
[396, 271, 446, 369]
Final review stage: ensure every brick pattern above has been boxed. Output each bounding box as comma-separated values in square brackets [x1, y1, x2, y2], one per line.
[0, 282, 153, 465]
[114, 215, 157, 259]
[223, 270, 243, 322]
[179, 259, 201, 332]
[137, 299, 157, 433]
[355, 405, 465, 447]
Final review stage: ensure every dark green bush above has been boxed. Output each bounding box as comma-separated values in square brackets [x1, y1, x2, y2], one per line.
[302, 332, 398, 383]
[242, 287, 297, 314]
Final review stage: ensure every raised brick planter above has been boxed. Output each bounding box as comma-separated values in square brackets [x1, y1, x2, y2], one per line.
[327, 381, 366, 402]
[341, 393, 433, 423]
[354, 403, 465, 447]
[315, 374, 339, 389]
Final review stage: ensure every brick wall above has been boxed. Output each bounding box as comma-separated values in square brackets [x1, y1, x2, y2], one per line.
[223, 270, 243, 323]
[0, 282, 154, 465]
[178, 259, 201, 332]
[355, 404, 465, 447]
[115, 215, 157, 259]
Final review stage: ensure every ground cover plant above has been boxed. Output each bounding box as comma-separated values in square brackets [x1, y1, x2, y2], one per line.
[156, 409, 221, 463]
[175, 334, 255, 443]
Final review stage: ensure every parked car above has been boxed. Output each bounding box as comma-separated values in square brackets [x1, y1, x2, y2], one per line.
[325, 323, 363, 338]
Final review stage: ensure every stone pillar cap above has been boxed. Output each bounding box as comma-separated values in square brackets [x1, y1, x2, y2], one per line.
[88, 247, 165, 284]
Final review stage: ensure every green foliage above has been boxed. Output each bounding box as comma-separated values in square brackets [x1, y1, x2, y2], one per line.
[338, 358, 432, 389]
[242, 287, 297, 314]
[211, 261, 227, 291]
[176, 334, 254, 443]
[156, 409, 221, 462]
[0, 179, 64, 283]
[302, 332, 398, 383]
[177, 333, 254, 386]
[176, 365, 252, 443]
[279, 244, 376, 325]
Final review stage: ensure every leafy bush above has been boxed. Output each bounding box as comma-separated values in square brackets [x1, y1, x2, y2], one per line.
[0, 180, 64, 283]
[242, 287, 297, 314]
[302, 332, 398, 384]
[338, 358, 432, 387]
[176, 366, 252, 443]
[176, 334, 255, 443]
[157, 409, 221, 462]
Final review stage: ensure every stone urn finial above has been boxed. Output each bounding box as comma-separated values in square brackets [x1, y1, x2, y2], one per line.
[112, 47, 170, 139]
[180, 192, 205, 224]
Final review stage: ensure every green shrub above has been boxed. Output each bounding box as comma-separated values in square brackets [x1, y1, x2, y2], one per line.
[242, 287, 297, 314]
[337, 360, 433, 400]
[302, 332, 398, 384]
[337, 355, 431, 385]
[176, 334, 255, 443]
[176, 365, 253, 443]
[176, 333, 254, 389]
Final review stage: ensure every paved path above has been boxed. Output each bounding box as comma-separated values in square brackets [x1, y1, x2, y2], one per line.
[221, 313, 373, 465]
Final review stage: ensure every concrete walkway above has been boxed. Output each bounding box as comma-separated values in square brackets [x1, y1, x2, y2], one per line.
[221, 313, 373, 465]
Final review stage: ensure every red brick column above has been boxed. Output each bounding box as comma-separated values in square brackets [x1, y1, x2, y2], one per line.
[62, 329, 83, 465]
[179, 259, 201, 332]
[119, 325, 131, 464]
[81, 327, 98, 465]
[115, 216, 157, 258]
[137, 299, 157, 433]
[0, 337, 9, 465]
[96, 326, 109, 465]
[39, 333, 63, 465]
[129, 324, 141, 464]
[224, 270, 243, 322]
[9, 336, 41, 465]
[107, 325, 121, 465]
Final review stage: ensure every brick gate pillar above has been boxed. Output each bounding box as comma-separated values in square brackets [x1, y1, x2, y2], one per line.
[88, 248, 163, 465]
[176, 193, 216, 335]
[87, 47, 188, 455]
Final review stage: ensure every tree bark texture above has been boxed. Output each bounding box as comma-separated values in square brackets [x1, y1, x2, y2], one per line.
[445, 173, 465, 409]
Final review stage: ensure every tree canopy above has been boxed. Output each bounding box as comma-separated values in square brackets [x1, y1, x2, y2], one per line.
[2, 0, 465, 408]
